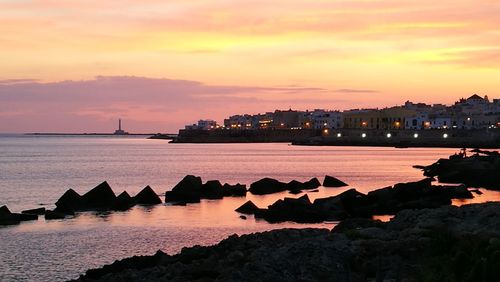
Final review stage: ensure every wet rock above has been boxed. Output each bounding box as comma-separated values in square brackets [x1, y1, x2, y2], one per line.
[165, 175, 203, 203]
[55, 188, 83, 213]
[21, 207, 46, 215]
[235, 200, 260, 215]
[45, 210, 67, 220]
[201, 180, 224, 199]
[81, 181, 117, 209]
[113, 191, 135, 211]
[249, 178, 287, 195]
[134, 186, 162, 205]
[323, 175, 348, 187]
[222, 183, 247, 197]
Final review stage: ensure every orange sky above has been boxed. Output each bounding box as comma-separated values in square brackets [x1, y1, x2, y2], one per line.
[0, 0, 499, 132]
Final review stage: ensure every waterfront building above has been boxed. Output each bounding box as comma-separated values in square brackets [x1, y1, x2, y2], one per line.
[185, 119, 218, 130]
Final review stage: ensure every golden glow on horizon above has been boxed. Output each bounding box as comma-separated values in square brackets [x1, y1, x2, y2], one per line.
[0, 1, 499, 109]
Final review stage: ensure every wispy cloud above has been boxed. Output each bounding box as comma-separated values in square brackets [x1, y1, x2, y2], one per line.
[0, 76, 376, 133]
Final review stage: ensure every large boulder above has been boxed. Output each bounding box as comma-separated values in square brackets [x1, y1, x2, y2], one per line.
[165, 175, 203, 203]
[0, 205, 10, 214]
[21, 207, 46, 215]
[134, 186, 162, 205]
[313, 189, 366, 220]
[222, 183, 247, 197]
[113, 191, 135, 211]
[323, 175, 348, 187]
[81, 181, 117, 209]
[235, 200, 260, 214]
[201, 180, 224, 199]
[255, 195, 326, 223]
[249, 178, 287, 195]
[55, 188, 83, 213]
[286, 178, 322, 193]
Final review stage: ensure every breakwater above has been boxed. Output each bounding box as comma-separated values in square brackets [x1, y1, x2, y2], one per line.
[171, 128, 500, 148]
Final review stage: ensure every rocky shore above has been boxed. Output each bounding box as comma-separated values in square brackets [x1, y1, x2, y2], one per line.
[73, 202, 500, 282]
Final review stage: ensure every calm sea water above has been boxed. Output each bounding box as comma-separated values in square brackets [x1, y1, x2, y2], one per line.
[1, 135, 499, 282]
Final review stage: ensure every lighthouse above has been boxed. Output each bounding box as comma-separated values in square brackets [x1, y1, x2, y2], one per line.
[114, 119, 129, 135]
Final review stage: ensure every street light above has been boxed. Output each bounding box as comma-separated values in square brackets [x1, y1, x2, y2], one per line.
[337, 133, 342, 138]
[386, 133, 392, 138]
[443, 133, 448, 138]
[413, 133, 419, 138]
[361, 133, 367, 138]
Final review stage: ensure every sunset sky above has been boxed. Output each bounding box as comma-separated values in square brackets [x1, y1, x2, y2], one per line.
[1, 0, 499, 133]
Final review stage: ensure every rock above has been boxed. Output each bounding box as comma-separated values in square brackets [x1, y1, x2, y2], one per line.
[222, 183, 247, 197]
[470, 188, 483, 195]
[0, 206, 38, 225]
[421, 153, 500, 190]
[113, 191, 135, 211]
[0, 205, 10, 214]
[201, 180, 224, 199]
[239, 215, 247, 220]
[286, 178, 321, 194]
[332, 218, 386, 233]
[134, 186, 162, 205]
[249, 178, 287, 195]
[323, 175, 348, 187]
[55, 188, 83, 213]
[75, 203, 500, 282]
[165, 175, 203, 203]
[235, 200, 260, 215]
[81, 181, 117, 209]
[313, 188, 366, 220]
[256, 194, 326, 223]
[21, 207, 46, 215]
[44, 210, 67, 220]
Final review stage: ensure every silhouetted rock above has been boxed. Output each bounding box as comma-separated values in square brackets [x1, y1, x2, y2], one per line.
[419, 151, 500, 190]
[222, 183, 247, 196]
[239, 215, 247, 220]
[113, 191, 135, 211]
[323, 175, 348, 187]
[55, 188, 83, 213]
[0, 205, 10, 214]
[75, 203, 500, 282]
[165, 175, 203, 203]
[44, 210, 67, 220]
[235, 200, 260, 214]
[0, 205, 38, 225]
[134, 186, 162, 205]
[21, 207, 46, 215]
[313, 188, 366, 220]
[249, 178, 287, 195]
[201, 180, 224, 199]
[81, 181, 117, 208]
[256, 195, 326, 223]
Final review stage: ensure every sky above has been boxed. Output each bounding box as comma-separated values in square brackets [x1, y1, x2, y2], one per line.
[1, 0, 499, 133]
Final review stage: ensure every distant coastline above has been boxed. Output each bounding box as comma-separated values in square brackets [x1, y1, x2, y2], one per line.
[25, 133, 156, 136]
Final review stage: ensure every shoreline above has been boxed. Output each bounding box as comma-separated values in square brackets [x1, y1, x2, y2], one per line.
[73, 202, 500, 282]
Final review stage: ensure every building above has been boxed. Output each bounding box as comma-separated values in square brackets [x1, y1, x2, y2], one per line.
[185, 119, 218, 130]
[114, 119, 129, 135]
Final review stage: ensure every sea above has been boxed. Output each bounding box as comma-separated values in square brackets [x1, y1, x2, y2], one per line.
[1, 134, 499, 282]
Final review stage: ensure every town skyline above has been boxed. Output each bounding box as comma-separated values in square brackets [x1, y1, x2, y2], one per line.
[1, 1, 500, 133]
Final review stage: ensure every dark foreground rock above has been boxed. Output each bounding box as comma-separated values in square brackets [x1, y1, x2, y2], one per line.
[54, 182, 163, 214]
[323, 175, 348, 187]
[419, 149, 500, 190]
[165, 176, 248, 203]
[252, 178, 476, 223]
[134, 186, 162, 205]
[235, 200, 260, 215]
[73, 202, 500, 282]
[0, 205, 38, 225]
[21, 207, 46, 215]
[249, 177, 321, 195]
